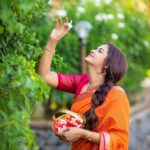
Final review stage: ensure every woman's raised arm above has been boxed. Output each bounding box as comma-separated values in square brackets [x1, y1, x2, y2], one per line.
[38, 17, 70, 88]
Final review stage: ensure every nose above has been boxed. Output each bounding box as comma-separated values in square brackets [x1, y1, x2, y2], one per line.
[91, 50, 96, 54]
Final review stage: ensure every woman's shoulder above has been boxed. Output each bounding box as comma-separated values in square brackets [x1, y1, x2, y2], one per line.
[107, 86, 130, 112]
[109, 85, 126, 94]
[111, 86, 126, 94]
[107, 86, 128, 102]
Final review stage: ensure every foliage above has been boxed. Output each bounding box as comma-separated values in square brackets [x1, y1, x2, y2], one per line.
[0, 0, 64, 149]
[0, 0, 150, 148]
[0, 55, 50, 150]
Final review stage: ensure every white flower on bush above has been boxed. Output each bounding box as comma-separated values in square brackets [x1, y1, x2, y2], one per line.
[56, 10, 67, 17]
[104, 0, 112, 4]
[111, 33, 119, 40]
[48, 0, 52, 5]
[143, 40, 149, 47]
[67, 20, 73, 30]
[94, 0, 100, 6]
[117, 13, 125, 19]
[81, 0, 87, 5]
[118, 22, 125, 28]
[77, 6, 85, 13]
[107, 14, 114, 19]
[95, 14, 102, 21]
[95, 13, 114, 21]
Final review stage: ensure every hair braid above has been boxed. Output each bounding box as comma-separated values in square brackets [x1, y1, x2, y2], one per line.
[84, 43, 127, 130]
[84, 79, 113, 130]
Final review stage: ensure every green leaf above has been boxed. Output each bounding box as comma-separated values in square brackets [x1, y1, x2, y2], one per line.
[0, 25, 4, 34]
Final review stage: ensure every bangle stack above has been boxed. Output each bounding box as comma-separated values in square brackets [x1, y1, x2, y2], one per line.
[44, 47, 55, 52]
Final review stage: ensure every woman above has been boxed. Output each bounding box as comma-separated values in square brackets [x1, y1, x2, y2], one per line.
[38, 17, 130, 150]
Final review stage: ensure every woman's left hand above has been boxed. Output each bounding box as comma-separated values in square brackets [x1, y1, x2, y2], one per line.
[61, 127, 85, 142]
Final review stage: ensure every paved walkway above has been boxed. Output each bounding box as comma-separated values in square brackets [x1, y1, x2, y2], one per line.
[129, 106, 150, 150]
[32, 128, 70, 150]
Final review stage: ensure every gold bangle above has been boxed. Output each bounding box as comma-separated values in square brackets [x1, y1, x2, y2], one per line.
[44, 47, 55, 52]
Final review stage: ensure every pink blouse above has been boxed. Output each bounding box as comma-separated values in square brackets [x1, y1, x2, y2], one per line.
[56, 73, 89, 99]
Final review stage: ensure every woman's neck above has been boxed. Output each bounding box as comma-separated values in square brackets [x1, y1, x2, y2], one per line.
[87, 65, 104, 87]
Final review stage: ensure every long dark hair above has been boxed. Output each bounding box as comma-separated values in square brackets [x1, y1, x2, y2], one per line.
[84, 43, 128, 130]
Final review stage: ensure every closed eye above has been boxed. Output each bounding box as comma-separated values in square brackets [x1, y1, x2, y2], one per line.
[98, 47, 104, 53]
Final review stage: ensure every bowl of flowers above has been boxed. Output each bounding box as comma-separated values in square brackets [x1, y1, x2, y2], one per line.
[52, 109, 86, 134]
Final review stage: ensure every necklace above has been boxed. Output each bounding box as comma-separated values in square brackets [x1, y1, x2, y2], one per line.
[86, 83, 99, 92]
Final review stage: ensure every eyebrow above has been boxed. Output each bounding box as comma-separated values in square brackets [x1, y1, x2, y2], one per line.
[97, 47, 104, 50]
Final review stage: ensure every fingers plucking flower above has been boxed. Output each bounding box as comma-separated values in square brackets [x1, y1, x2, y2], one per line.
[50, 17, 72, 41]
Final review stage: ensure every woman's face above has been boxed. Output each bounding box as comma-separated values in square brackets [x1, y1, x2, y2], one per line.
[85, 44, 109, 67]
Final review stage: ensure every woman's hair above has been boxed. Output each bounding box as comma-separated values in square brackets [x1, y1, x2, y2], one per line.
[84, 43, 128, 130]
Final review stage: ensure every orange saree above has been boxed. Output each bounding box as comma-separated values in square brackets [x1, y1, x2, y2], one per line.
[71, 87, 130, 150]
[56, 73, 130, 150]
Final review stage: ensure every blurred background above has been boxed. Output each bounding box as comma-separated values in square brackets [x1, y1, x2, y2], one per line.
[0, 0, 150, 150]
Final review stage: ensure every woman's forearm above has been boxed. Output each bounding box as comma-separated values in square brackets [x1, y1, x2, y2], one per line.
[82, 129, 110, 149]
[38, 38, 58, 76]
[82, 129, 100, 144]
[38, 17, 69, 77]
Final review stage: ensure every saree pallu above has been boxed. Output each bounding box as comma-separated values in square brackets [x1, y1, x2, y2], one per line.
[71, 87, 130, 150]
[56, 73, 130, 150]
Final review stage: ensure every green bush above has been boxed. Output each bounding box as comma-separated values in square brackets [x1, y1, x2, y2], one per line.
[0, 1, 150, 149]
[0, 55, 50, 150]
[0, 0, 64, 149]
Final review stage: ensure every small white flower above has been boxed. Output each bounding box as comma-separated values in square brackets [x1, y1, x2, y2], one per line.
[107, 14, 114, 20]
[67, 20, 73, 30]
[56, 10, 67, 17]
[77, 6, 85, 13]
[117, 13, 125, 19]
[143, 40, 149, 47]
[111, 33, 119, 40]
[80, 0, 87, 5]
[58, 128, 63, 134]
[105, 0, 112, 4]
[141, 78, 150, 88]
[95, 13, 114, 21]
[71, 118, 76, 124]
[61, 126, 67, 132]
[48, 0, 52, 5]
[118, 22, 125, 28]
[60, 120, 66, 124]
[95, 14, 103, 21]
[102, 14, 108, 20]
[94, 0, 101, 6]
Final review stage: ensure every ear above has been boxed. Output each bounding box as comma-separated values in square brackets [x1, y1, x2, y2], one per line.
[101, 65, 108, 75]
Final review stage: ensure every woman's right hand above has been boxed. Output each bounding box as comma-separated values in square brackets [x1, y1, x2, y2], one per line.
[50, 17, 70, 41]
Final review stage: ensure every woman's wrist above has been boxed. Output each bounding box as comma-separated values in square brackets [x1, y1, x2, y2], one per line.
[44, 38, 58, 52]
[82, 129, 92, 141]
[49, 37, 59, 44]
[44, 46, 55, 53]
